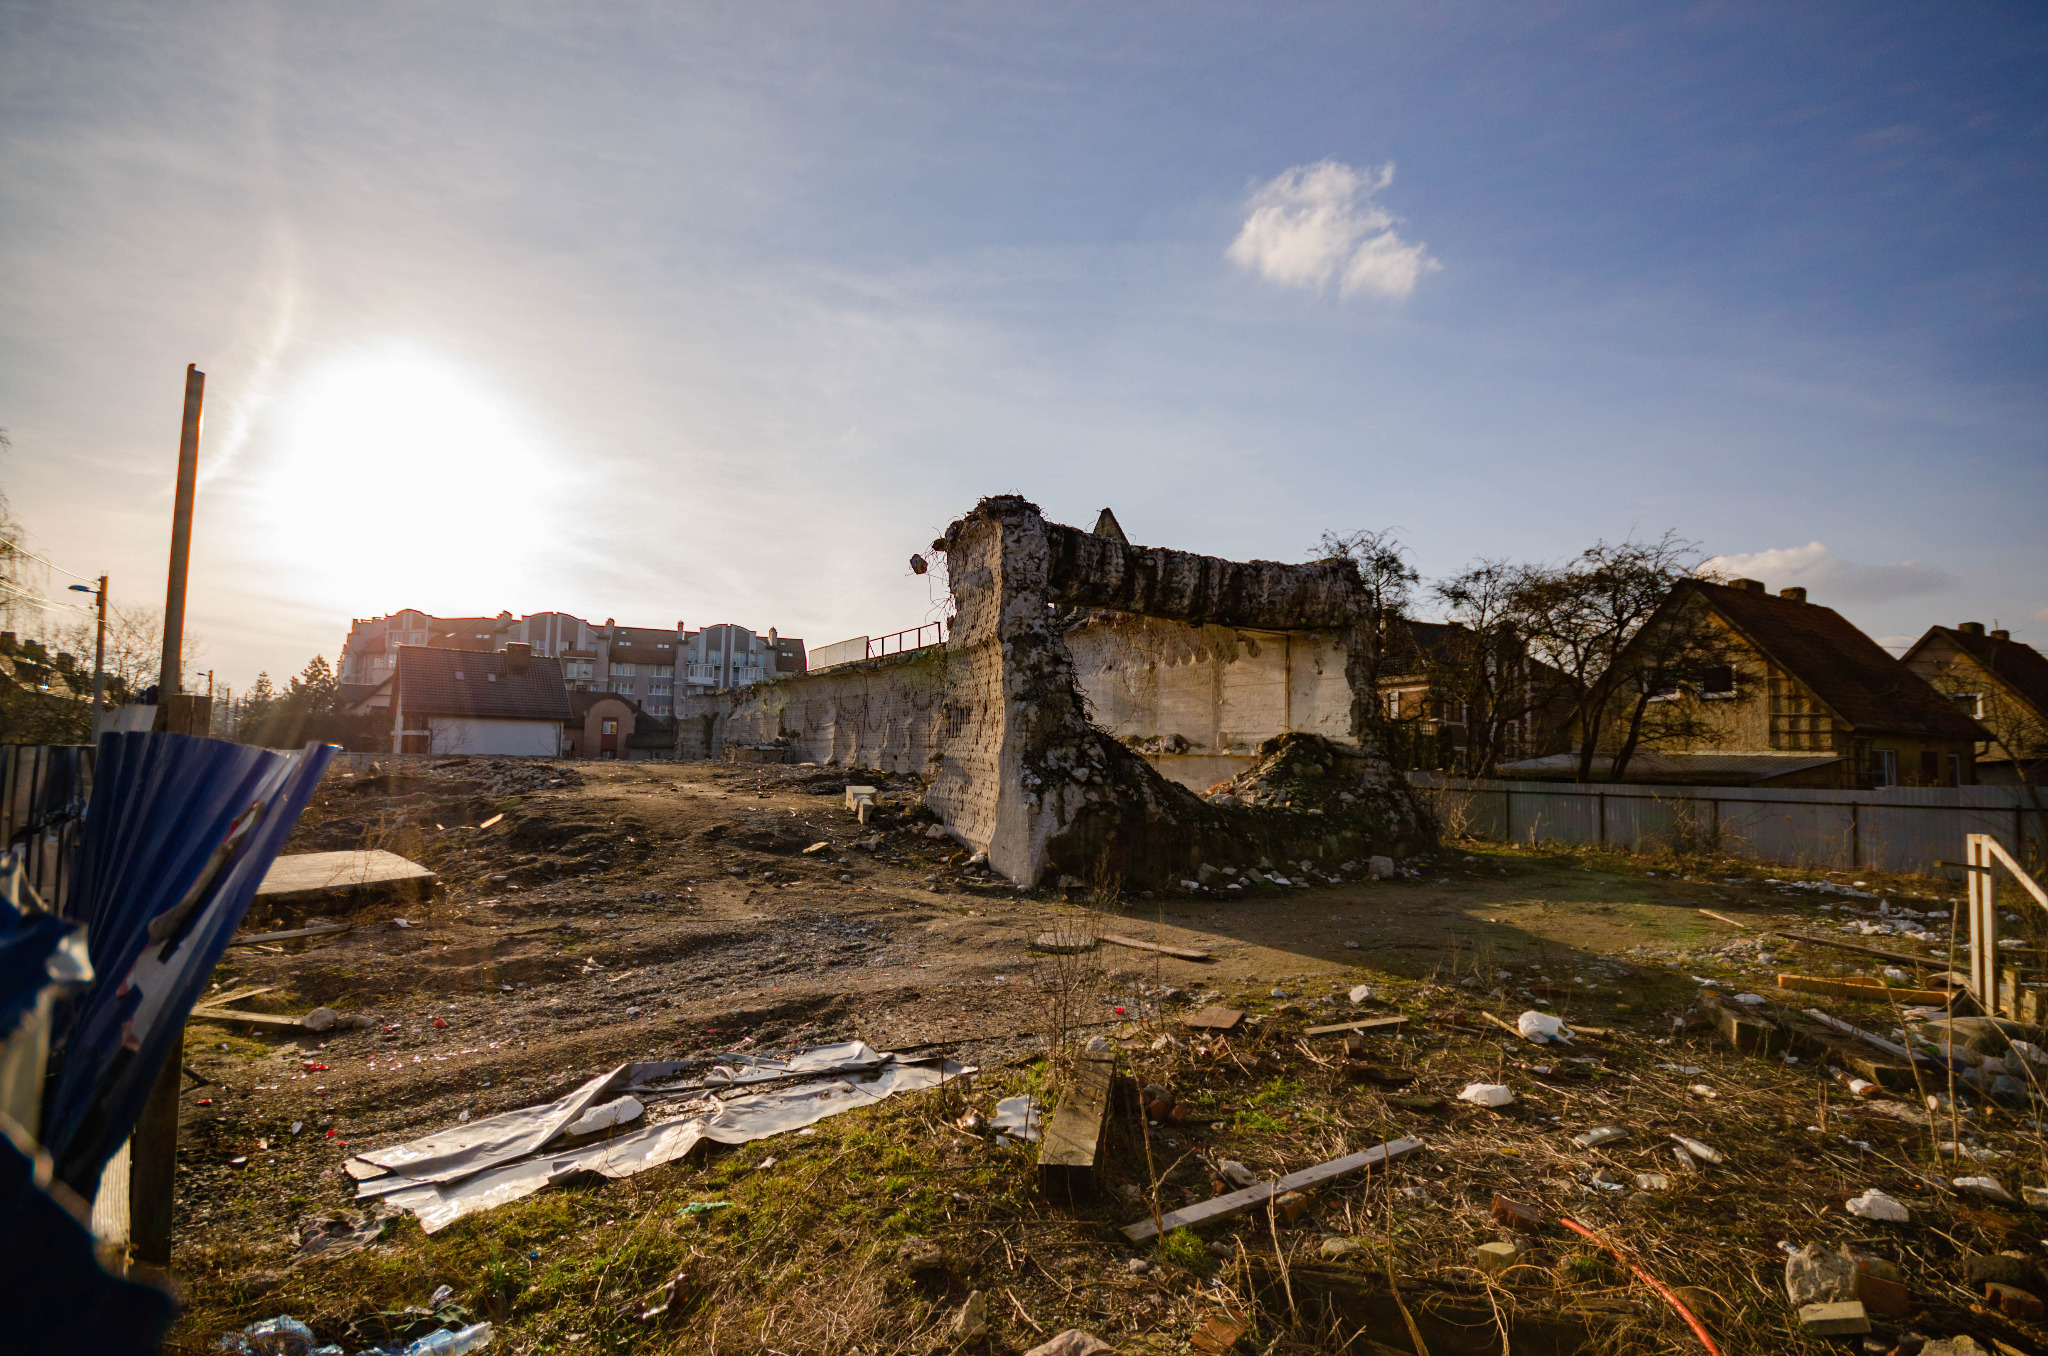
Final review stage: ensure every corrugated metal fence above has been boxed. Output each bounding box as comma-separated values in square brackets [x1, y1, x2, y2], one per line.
[1, 743, 92, 912]
[1408, 772, 2047, 877]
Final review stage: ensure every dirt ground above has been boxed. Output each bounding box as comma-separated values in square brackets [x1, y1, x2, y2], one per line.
[164, 758, 2046, 1355]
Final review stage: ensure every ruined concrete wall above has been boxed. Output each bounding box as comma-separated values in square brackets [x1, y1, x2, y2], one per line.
[705, 648, 947, 773]
[1067, 615, 1354, 755]
[926, 495, 1428, 886]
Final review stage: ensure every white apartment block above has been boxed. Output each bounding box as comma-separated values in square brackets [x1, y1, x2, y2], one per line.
[340, 610, 806, 720]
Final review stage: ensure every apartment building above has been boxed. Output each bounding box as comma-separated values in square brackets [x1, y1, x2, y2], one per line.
[341, 610, 805, 720]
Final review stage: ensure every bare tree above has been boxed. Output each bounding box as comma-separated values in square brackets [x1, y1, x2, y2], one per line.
[1504, 533, 1731, 782]
[1314, 527, 1419, 739]
[1426, 559, 1557, 775]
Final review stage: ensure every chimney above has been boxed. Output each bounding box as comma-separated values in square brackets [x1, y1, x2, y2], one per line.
[768, 627, 778, 645]
[1730, 578, 1765, 595]
[1778, 586, 1807, 603]
[1959, 622, 1986, 636]
[1991, 629, 2011, 641]
[504, 642, 531, 675]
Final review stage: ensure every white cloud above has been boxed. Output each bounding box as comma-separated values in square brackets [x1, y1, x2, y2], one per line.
[1227, 160, 1440, 300]
[1700, 541, 1954, 604]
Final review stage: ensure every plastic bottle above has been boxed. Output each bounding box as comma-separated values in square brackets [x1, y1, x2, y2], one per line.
[401, 1324, 492, 1355]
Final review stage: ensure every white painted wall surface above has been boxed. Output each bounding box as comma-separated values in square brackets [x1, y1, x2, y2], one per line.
[428, 716, 562, 757]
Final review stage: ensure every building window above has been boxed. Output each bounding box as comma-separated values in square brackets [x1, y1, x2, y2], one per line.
[602, 718, 618, 735]
[1870, 748, 1898, 787]
[610, 663, 636, 677]
[1697, 663, 1736, 698]
[1951, 692, 1984, 719]
[1949, 752, 1964, 787]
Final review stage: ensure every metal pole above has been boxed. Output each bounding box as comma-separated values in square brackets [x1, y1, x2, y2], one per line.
[90, 574, 107, 713]
[159, 364, 204, 699]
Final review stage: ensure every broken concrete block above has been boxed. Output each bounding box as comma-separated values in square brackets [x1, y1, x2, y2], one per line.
[1474, 1241, 1522, 1274]
[1985, 1282, 2045, 1320]
[1785, 1243, 1859, 1307]
[1025, 1332, 1118, 1356]
[1274, 1190, 1309, 1224]
[1319, 1236, 1366, 1260]
[1369, 856, 1395, 879]
[1796, 1300, 1870, 1336]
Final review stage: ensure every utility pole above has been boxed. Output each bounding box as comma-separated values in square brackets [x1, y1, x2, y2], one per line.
[159, 364, 204, 705]
[131, 363, 205, 1271]
[91, 575, 107, 713]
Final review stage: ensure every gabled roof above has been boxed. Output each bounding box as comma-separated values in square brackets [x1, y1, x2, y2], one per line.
[1905, 626, 2048, 721]
[1684, 581, 1985, 741]
[396, 646, 572, 721]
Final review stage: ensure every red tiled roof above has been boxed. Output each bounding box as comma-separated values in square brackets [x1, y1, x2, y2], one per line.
[396, 646, 572, 721]
[1688, 581, 1986, 741]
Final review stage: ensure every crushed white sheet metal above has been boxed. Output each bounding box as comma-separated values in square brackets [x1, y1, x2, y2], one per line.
[346, 1041, 973, 1231]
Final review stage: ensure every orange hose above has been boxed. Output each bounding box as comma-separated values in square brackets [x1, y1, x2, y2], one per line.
[1560, 1216, 1723, 1356]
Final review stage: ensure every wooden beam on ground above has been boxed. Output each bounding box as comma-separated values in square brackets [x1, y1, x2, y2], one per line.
[1122, 1136, 1425, 1242]
[1183, 1006, 1244, 1031]
[1698, 909, 1753, 930]
[1305, 1016, 1408, 1038]
[1038, 1054, 1114, 1202]
[202, 984, 277, 1007]
[1776, 974, 1954, 1006]
[1698, 991, 1787, 1057]
[228, 922, 351, 947]
[1096, 932, 1212, 962]
[187, 1007, 309, 1029]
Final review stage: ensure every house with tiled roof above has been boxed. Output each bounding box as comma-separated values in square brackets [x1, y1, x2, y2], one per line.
[1902, 622, 2048, 785]
[1500, 577, 1989, 787]
[391, 644, 572, 756]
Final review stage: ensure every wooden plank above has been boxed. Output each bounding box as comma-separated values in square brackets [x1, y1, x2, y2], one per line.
[1699, 992, 1786, 1057]
[1770, 930, 1940, 971]
[1305, 1016, 1409, 1038]
[1038, 1054, 1114, 1201]
[255, 849, 435, 904]
[1123, 1136, 1425, 1242]
[187, 1007, 307, 1028]
[1096, 932, 1212, 962]
[1775, 974, 1953, 1005]
[202, 984, 277, 1007]
[1698, 908, 1753, 930]
[228, 921, 351, 947]
[1183, 1006, 1244, 1031]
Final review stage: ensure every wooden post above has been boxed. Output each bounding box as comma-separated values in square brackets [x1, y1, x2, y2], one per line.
[1969, 832, 1999, 1014]
[131, 364, 202, 1267]
[128, 1031, 182, 1265]
[158, 364, 204, 701]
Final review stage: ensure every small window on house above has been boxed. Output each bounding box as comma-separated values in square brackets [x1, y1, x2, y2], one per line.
[454, 671, 465, 681]
[1951, 692, 1984, 719]
[1644, 671, 1680, 701]
[487, 673, 498, 683]
[1949, 752, 1965, 787]
[602, 719, 618, 735]
[1698, 663, 1735, 697]
[1920, 750, 1939, 785]
[1870, 748, 1898, 787]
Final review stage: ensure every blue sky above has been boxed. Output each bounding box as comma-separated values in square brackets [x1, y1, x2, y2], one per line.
[2, 1, 2043, 686]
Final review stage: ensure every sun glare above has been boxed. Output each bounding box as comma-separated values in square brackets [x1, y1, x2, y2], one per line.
[247, 344, 572, 612]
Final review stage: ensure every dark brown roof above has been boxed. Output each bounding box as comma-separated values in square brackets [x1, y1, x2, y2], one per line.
[1687, 581, 1986, 740]
[1908, 626, 2048, 720]
[396, 646, 573, 721]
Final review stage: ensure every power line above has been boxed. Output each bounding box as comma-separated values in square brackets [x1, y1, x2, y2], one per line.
[0, 534, 96, 583]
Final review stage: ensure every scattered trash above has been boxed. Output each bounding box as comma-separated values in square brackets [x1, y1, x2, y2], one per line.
[1516, 1010, 1572, 1043]
[1668, 1133, 1724, 1164]
[1024, 1330, 1117, 1356]
[678, 1200, 732, 1217]
[1953, 1175, 2015, 1202]
[1458, 1082, 1515, 1108]
[1785, 1242, 1860, 1307]
[991, 1094, 1044, 1143]
[1845, 1188, 1909, 1222]
[1634, 1172, 1669, 1191]
[1573, 1126, 1627, 1148]
[214, 1315, 319, 1355]
[427, 1285, 454, 1308]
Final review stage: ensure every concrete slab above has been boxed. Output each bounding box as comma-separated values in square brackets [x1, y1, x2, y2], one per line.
[255, 849, 436, 906]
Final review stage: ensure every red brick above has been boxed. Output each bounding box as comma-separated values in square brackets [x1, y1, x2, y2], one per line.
[1986, 1282, 2044, 1320]
[1491, 1194, 1546, 1233]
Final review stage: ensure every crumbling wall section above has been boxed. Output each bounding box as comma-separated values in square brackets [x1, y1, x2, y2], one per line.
[1066, 615, 1354, 754]
[716, 648, 947, 773]
[928, 495, 1430, 886]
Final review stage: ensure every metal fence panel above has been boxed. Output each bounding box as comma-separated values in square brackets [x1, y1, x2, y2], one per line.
[1410, 774, 2045, 877]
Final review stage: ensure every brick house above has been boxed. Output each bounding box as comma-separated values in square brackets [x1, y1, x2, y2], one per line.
[391, 644, 571, 756]
[1901, 622, 2048, 785]
[1376, 619, 1574, 775]
[1500, 578, 1987, 787]
[563, 691, 676, 761]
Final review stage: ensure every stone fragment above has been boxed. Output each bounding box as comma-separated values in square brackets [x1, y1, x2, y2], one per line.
[953, 1291, 989, 1340]
[1319, 1236, 1366, 1260]
[1855, 1268, 1911, 1318]
[1796, 1300, 1870, 1336]
[1963, 1253, 2035, 1288]
[1474, 1241, 1522, 1274]
[1784, 1243, 1859, 1308]
[1025, 1331, 1118, 1356]
[1274, 1190, 1309, 1224]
